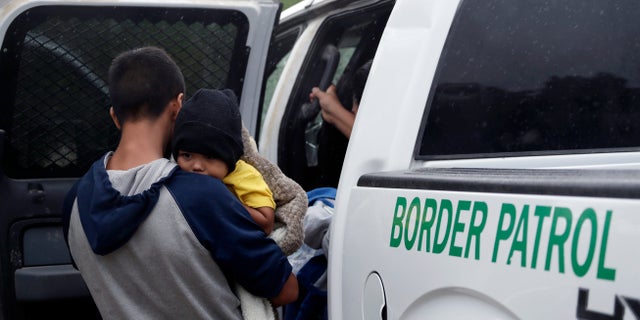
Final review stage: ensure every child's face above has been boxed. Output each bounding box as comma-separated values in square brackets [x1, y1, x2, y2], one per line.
[176, 151, 229, 180]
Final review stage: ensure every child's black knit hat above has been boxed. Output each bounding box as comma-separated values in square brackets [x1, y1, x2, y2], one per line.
[172, 88, 243, 172]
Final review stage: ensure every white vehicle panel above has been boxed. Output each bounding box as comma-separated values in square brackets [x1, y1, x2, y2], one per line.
[341, 186, 640, 319]
[329, 0, 460, 315]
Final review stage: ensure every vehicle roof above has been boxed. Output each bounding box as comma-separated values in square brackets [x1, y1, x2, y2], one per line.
[280, 0, 360, 20]
[0, 0, 279, 9]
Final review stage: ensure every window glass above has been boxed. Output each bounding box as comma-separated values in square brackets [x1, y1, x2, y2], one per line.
[0, 6, 249, 178]
[333, 47, 357, 83]
[262, 52, 291, 128]
[417, 0, 640, 158]
[261, 27, 301, 132]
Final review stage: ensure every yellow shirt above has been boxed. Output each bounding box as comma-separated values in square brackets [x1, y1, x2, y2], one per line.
[223, 160, 275, 209]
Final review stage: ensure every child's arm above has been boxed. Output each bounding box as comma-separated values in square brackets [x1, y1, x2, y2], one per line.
[244, 205, 275, 235]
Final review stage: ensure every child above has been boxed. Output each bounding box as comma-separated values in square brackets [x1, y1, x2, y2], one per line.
[173, 88, 308, 319]
[172, 88, 275, 235]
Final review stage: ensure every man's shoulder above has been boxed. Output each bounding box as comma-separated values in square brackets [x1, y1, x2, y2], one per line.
[164, 169, 248, 230]
[167, 169, 228, 196]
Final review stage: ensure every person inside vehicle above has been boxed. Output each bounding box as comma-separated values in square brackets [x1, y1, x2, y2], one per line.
[62, 46, 298, 320]
[309, 59, 372, 139]
[306, 60, 373, 188]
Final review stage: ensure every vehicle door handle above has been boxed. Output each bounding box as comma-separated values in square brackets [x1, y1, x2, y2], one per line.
[28, 183, 45, 204]
[363, 272, 387, 320]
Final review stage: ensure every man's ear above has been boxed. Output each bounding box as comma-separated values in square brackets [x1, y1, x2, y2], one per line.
[109, 107, 122, 130]
[171, 93, 184, 120]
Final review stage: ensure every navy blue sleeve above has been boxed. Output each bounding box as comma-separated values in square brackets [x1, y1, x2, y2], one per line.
[61, 180, 80, 268]
[166, 170, 292, 298]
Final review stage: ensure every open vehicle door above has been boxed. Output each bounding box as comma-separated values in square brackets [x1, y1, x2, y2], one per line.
[260, 0, 395, 190]
[0, 0, 280, 318]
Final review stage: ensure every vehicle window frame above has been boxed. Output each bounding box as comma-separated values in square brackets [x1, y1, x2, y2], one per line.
[258, 25, 304, 139]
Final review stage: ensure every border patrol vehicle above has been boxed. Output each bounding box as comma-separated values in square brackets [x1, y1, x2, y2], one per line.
[264, 0, 640, 319]
[2, 0, 640, 318]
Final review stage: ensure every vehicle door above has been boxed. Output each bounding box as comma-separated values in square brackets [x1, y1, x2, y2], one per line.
[259, 0, 395, 191]
[331, 0, 640, 319]
[0, 0, 280, 318]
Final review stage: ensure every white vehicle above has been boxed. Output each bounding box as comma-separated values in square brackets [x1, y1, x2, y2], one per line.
[2, 0, 639, 318]
[263, 0, 640, 319]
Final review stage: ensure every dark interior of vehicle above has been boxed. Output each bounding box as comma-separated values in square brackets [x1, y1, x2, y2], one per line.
[278, 1, 393, 191]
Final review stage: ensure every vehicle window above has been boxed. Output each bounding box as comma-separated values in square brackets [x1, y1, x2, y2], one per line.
[260, 27, 302, 135]
[278, 2, 393, 190]
[302, 26, 368, 166]
[262, 51, 291, 128]
[417, 0, 640, 159]
[0, 6, 249, 179]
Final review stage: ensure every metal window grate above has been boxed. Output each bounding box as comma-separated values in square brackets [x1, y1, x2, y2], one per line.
[1, 6, 249, 179]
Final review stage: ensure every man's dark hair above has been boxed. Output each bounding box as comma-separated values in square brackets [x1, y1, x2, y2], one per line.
[108, 46, 186, 123]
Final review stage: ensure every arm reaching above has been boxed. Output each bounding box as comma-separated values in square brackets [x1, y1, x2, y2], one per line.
[310, 85, 356, 138]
